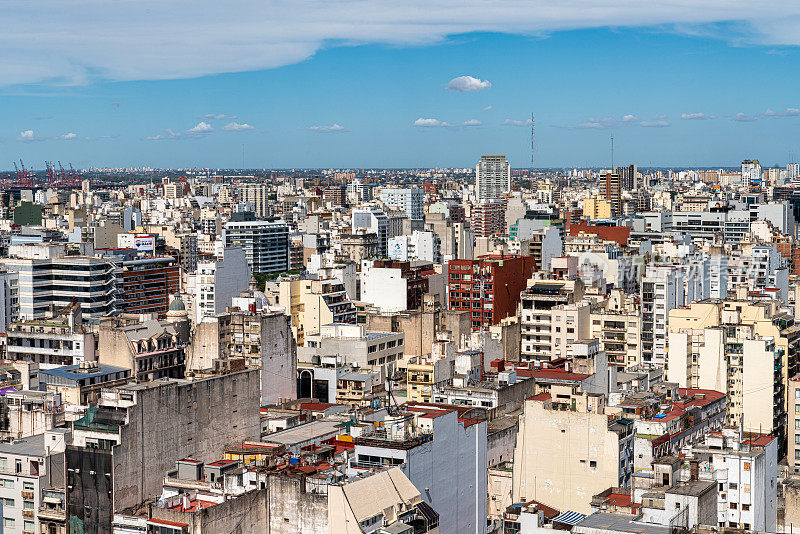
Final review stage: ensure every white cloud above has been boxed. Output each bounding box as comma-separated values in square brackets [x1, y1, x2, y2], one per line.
[734, 112, 758, 122]
[759, 107, 800, 118]
[198, 113, 238, 120]
[621, 114, 639, 122]
[222, 121, 255, 131]
[308, 123, 346, 132]
[681, 112, 716, 120]
[187, 121, 213, 134]
[446, 75, 491, 92]
[413, 118, 448, 128]
[57, 132, 77, 140]
[1, 2, 800, 86]
[640, 120, 671, 127]
[18, 130, 35, 141]
[577, 117, 616, 129]
[483, 105, 493, 111]
[462, 119, 482, 126]
[502, 118, 533, 127]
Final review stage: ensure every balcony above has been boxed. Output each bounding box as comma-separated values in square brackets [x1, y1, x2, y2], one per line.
[22, 509, 34, 518]
[38, 505, 67, 522]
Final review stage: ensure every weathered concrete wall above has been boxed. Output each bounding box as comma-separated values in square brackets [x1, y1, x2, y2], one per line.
[98, 320, 133, 370]
[113, 368, 261, 512]
[149, 489, 268, 534]
[260, 314, 297, 406]
[267, 475, 327, 534]
[186, 319, 220, 371]
[487, 418, 518, 467]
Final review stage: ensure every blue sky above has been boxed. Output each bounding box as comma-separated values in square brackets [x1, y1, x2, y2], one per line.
[2, 7, 800, 169]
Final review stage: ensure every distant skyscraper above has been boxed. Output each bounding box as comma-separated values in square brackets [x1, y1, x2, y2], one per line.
[380, 187, 424, 220]
[475, 155, 511, 201]
[788, 163, 799, 182]
[603, 173, 622, 217]
[742, 159, 762, 184]
[615, 164, 637, 191]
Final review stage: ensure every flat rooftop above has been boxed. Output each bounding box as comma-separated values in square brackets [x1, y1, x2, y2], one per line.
[573, 513, 672, 534]
[264, 419, 343, 446]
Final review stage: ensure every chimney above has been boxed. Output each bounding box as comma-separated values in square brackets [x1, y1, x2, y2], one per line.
[689, 459, 699, 481]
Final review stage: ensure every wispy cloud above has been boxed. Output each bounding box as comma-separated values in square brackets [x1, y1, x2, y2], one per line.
[483, 105, 493, 111]
[2, 2, 800, 86]
[681, 112, 717, 120]
[640, 120, 671, 128]
[308, 123, 346, 132]
[17, 129, 81, 142]
[577, 117, 616, 129]
[621, 114, 639, 123]
[222, 121, 255, 131]
[733, 112, 758, 122]
[462, 119, 482, 126]
[760, 107, 800, 118]
[197, 113, 238, 120]
[446, 75, 491, 92]
[502, 118, 533, 127]
[147, 121, 215, 140]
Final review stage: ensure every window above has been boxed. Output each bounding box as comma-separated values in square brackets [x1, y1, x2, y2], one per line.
[743, 462, 750, 471]
[0, 479, 13, 488]
[589, 461, 597, 468]
[0, 458, 6, 471]
[742, 504, 750, 511]
[2, 498, 13, 508]
[3, 518, 14, 528]
[730, 503, 737, 510]
[23, 500, 34, 510]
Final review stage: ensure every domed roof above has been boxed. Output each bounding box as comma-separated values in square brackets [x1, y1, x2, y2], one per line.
[168, 296, 186, 312]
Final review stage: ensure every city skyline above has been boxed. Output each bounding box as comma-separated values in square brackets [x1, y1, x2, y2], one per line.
[2, 5, 800, 168]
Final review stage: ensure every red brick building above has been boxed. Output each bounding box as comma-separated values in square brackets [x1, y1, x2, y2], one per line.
[448, 254, 537, 331]
[120, 256, 180, 316]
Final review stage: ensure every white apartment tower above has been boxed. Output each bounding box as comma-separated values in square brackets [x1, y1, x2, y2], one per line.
[475, 155, 511, 201]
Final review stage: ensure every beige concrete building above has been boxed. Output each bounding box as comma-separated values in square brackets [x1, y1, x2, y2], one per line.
[667, 300, 787, 448]
[511, 386, 634, 514]
[275, 278, 357, 346]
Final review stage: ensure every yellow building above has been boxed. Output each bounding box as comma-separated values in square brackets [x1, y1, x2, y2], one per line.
[512, 386, 634, 514]
[582, 197, 612, 220]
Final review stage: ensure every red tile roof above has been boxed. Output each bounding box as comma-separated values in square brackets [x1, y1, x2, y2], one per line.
[569, 223, 631, 246]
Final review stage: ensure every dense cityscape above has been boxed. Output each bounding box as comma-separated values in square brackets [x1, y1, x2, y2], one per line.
[0, 157, 796, 533]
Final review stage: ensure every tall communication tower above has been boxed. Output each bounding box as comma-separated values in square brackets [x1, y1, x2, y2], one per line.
[530, 112, 535, 177]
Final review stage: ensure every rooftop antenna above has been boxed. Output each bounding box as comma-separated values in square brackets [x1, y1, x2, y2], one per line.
[530, 112, 535, 177]
[610, 134, 614, 173]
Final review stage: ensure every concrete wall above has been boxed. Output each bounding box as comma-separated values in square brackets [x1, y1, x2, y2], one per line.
[112, 369, 261, 512]
[401, 411, 488, 534]
[186, 319, 220, 371]
[214, 248, 251, 315]
[488, 419, 518, 467]
[267, 475, 327, 533]
[260, 313, 297, 406]
[512, 399, 622, 514]
[149, 489, 268, 534]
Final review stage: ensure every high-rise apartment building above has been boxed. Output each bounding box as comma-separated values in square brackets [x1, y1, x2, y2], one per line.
[603, 172, 622, 216]
[471, 199, 506, 238]
[3, 250, 120, 322]
[238, 183, 271, 218]
[223, 220, 289, 274]
[742, 159, 762, 185]
[448, 255, 536, 331]
[475, 155, 511, 201]
[615, 164, 638, 191]
[380, 187, 425, 220]
[352, 206, 390, 257]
